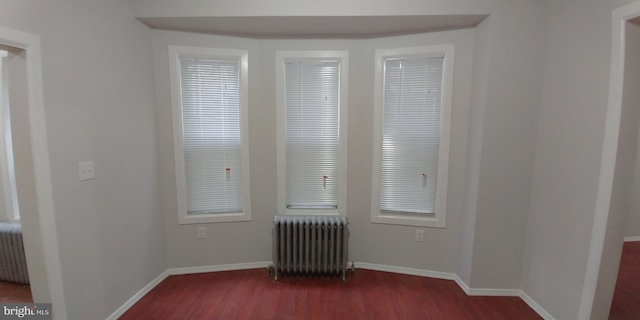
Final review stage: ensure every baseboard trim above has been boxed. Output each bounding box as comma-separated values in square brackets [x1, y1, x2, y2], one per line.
[354, 262, 456, 281]
[106, 270, 169, 320]
[354, 262, 553, 319]
[453, 275, 471, 295]
[109, 261, 554, 320]
[167, 261, 271, 275]
[624, 236, 640, 242]
[519, 291, 556, 320]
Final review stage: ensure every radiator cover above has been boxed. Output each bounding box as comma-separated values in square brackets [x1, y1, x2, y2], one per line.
[273, 215, 348, 281]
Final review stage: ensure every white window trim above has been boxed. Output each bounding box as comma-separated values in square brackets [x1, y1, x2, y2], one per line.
[275, 50, 349, 216]
[168, 45, 251, 224]
[370, 44, 454, 228]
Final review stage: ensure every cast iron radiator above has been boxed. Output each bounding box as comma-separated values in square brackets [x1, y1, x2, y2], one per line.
[272, 215, 348, 281]
[0, 222, 28, 284]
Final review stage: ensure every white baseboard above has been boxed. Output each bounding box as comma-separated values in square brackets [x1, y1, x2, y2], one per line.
[354, 262, 456, 281]
[468, 288, 521, 296]
[519, 291, 556, 320]
[106, 270, 169, 320]
[624, 236, 640, 242]
[168, 261, 271, 275]
[109, 261, 554, 320]
[355, 262, 552, 319]
[453, 275, 471, 294]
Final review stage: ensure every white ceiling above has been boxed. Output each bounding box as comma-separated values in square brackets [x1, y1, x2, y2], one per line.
[137, 15, 488, 39]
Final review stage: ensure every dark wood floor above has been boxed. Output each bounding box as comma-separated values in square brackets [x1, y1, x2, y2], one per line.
[121, 269, 541, 320]
[610, 241, 640, 319]
[0, 281, 32, 303]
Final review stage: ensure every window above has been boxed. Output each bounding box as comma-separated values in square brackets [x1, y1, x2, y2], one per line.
[371, 45, 454, 228]
[0, 49, 19, 222]
[276, 51, 348, 216]
[169, 46, 251, 224]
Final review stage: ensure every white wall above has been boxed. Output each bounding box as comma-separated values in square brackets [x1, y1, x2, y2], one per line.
[152, 31, 269, 268]
[625, 23, 640, 238]
[146, 0, 550, 301]
[464, 1, 548, 289]
[12, 0, 634, 319]
[151, 28, 475, 272]
[0, 0, 165, 319]
[522, 1, 640, 319]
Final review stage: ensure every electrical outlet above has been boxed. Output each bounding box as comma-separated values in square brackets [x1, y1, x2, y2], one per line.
[196, 226, 206, 239]
[78, 161, 95, 181]
[415, 229, 424, 242]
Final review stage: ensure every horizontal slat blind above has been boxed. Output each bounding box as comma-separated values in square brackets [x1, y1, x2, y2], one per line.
[285, 61, 340, 209]
[381, 56, 444, 214]
[179, 56, 243, 214]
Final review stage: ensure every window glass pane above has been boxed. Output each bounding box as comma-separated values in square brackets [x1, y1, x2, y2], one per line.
[180, 57, 243, 214]
[381, 56, 444, 214]
[285, 61, 340, 209]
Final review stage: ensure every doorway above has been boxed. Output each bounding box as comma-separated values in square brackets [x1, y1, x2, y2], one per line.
[582, 2, 640, 319]
[0, 25, 66, 318]
[0, 44, 32, 303]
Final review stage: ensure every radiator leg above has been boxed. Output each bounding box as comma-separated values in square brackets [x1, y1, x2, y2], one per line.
[342, 224, 349, 281]
[272, 227, 279, 281]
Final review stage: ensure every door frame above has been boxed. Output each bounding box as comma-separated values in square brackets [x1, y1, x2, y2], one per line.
[0, 25, 67, 319]
[580, 2, 640, 318]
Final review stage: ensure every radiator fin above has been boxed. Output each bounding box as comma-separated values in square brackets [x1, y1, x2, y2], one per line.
[273, 216, 348, 280]
[0, 222, 28, 284]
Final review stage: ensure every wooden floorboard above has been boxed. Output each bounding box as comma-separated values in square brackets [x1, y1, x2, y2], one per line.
[610, 241, 640, 319]
[0, 281, 32, 303]
[120, 269, 541, 319]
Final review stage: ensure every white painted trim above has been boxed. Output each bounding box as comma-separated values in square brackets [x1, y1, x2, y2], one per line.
[454, 275, 520, 297]
[370, 44, 454, 228]
[624, 236, 640, 242]
[354, 262, 457, 281]
[105, 270, 170, 320]
[520, 291, 557, 320]
[168, 46, 252, 224]
[355, 262, 552, 319]
[467, 287, 521, 297]
[275, 50, 349, 217]
[167, 261, 271, 275]
[0, 26, 67, 319]
[580, 2, 640, 319]
[453, 275, 471, 295]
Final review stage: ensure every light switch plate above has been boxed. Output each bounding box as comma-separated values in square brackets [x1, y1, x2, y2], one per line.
[78, 161, 95, 181]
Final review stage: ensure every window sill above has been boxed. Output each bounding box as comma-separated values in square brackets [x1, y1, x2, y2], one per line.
[179, 211, 251, 224]
[371, 211, 445, 228]
[283, 209, 342, 216]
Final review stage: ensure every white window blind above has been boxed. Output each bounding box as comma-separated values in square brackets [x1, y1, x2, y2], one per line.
[179, 56, 243, 214]
[381, 56, 444, 214]
[285, 61, 340, 209]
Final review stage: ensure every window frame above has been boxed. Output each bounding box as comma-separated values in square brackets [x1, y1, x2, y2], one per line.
[168, 45, 251, 224]
[370, 44, 454, 228]
[275, 50, 349, 216]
